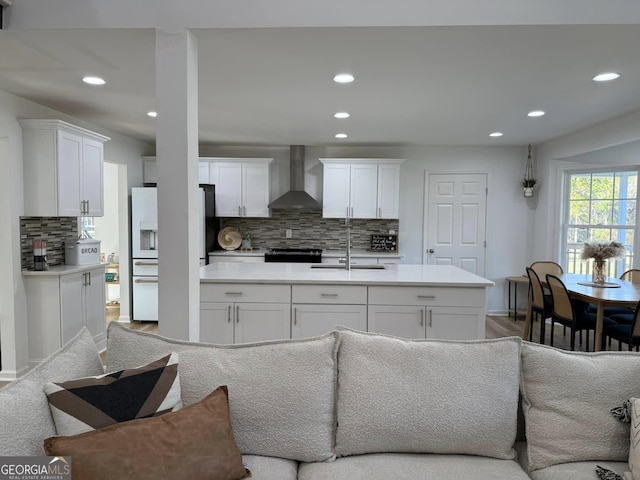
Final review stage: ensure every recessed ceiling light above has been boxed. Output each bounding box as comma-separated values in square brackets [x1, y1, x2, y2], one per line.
[592, 72, 621, 82]
[489, 132, 503, 137]
[334, 112, 350, 119]
[333, 73, 354, 84]
[82, 76, 106, 85]
[527, 110, 546, 117]
[335, 133, 348, 139]
[147, 111, 158, 118]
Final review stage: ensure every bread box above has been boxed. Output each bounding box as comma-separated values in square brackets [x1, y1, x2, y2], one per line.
[65, 239, 101, 265]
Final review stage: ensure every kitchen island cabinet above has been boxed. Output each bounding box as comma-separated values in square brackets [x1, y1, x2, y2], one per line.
[23, 264, 106, 366]
[200, 263, 492, 342]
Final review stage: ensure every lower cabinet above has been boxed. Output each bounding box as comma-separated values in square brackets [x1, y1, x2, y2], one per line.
[292, 304, 366, 339]
[199, 283, 291, 344]
[367, 286, 486, 340]
[24, 265, 106, 365]
[200, 302, 291, 344]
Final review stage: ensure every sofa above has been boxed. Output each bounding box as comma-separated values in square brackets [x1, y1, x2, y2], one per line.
[2, 322, 640, 480]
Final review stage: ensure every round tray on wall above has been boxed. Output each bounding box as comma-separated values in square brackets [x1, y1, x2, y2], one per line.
[218, 227, 242, 250]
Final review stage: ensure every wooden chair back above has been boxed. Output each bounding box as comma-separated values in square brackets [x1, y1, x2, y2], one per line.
[620, 269, 640, 284]
[530, 261, 563, 278]
[546, 274, 574, 322]
[526, 267, 546, 311]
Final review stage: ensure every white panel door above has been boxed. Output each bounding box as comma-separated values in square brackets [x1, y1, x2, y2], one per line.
[212, 162, 243, 217]
[350, 163, 378, 218]
[424, 173, 487, 275]
[242, 162, 270, 217]
[200, 303, 234, 344]
[57, 129, 83, 216]
[82, 137, 104, 216]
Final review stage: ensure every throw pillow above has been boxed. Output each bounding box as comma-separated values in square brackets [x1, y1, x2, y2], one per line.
[44, 386, 251, 480]
[628, 397, 640, 480]
[0, 327, 104, 456]
[44, 352, 182, 436]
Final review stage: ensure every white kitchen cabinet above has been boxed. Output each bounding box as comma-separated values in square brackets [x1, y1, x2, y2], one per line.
[199, 283, 290, 343]
[20, 119, 110, 217]
[24, 265, 106, 366]
[367, 286, 485, 340]
[142, 156, 211, 185]
[208, 158, 272, 217]
[209, 253, 265, 263]
[291, 284, 367, 338]
[320, 159, 403, 219]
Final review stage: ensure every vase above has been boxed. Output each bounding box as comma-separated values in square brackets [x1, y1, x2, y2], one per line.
[592, 260, 607, 284]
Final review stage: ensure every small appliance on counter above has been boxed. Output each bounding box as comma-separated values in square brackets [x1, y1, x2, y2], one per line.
[65, 238, 101, 265]
[264, 248, 322, 263]
[33, 239, 48, 271]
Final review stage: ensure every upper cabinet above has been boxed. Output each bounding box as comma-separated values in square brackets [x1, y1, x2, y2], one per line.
[320, 159, 404, 219]
[141, 157, 211, 185]
[208, 158, 272, 217]
[20, 120, 110, 217]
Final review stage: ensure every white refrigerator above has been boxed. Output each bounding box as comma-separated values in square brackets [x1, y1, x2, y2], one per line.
[131, 186, 214, 321]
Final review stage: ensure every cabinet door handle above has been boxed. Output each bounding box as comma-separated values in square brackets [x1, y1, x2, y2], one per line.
[134, 261, 159, 266]
[135, 278, 158, 284]
[236, 305, 240, 323]
[225, 292, 243, 296]
[293, 307, 297, 325]
[420, 307, 424, 327]
[243, 206, 247, 216]
[86, 271, 91, 286]
[346, 207, 349, 218]
[227, 305, 232, 323]
[417, 295, 436, 300]
[428, 308, 433, 328]
[320, 293, 338, 297]
[238, 206, 242, 216]
[86, 200, 90, 214]
[378, 207, 381, 218]
[350, 207, 353, 218]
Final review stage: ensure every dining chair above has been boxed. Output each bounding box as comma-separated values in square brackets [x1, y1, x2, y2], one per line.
[602, 300, 640, 351]
[546, 274, 616, 351]
[530, 261, 565, 336]
[525, 267, 553, 344]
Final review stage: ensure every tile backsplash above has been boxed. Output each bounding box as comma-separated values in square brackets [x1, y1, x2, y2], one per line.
[220, 210, 399, 251]
[20, 217, 79, 270]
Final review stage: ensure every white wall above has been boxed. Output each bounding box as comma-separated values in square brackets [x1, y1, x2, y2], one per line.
[0, 89, 150, 380]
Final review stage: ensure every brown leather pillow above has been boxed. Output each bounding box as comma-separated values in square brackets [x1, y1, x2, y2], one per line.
[44, 386, 251, 480]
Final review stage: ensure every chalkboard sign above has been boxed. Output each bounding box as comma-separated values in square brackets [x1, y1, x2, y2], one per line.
[370, 234, 398, 252]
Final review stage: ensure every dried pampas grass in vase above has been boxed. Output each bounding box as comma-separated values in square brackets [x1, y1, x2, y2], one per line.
[581, 241, 625, 284]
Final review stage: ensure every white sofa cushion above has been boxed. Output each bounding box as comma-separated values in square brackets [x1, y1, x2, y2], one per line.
[298, 453, 531, 480]
[627, 397, 640, 480]
[105, 322, 338, 463]
[0, 327, 105, 455]
[528, 461, 628, 480]
[520, 342, 640, 472]
[334, 328, 521, 459]
[242, 455, 298, 480]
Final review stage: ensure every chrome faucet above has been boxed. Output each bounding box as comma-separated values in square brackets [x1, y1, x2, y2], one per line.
[339, 216, 352, 270]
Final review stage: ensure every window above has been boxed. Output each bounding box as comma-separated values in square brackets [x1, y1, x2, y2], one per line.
[563, 170, 638, 276]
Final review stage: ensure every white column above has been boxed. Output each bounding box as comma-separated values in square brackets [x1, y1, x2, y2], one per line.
[155, 29, 200, 341]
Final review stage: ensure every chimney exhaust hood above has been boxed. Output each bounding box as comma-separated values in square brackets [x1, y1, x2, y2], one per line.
[268, 145, 322, 211]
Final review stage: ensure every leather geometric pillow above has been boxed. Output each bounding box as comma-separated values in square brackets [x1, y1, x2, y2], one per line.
[44, 353, 182, 436]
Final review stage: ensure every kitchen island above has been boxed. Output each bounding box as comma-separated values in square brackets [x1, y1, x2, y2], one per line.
[200, 263, 494, 344]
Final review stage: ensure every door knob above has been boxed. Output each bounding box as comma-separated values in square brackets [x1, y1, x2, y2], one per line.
[428, 249, 435, 254]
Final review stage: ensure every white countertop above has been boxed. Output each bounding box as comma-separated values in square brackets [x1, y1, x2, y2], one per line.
[200, 263, 494, 287]
[22, 263, 106, 277]
[208, 249, 402, 258]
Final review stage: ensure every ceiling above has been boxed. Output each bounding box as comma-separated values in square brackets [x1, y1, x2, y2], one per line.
[1, 24, 640, 147]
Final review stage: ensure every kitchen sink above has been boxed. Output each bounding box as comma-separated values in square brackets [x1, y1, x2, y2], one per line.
[310, 264, 386, 269]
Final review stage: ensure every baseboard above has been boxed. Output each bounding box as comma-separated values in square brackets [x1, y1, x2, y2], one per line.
[117, 316, 130, 323]
[0, 364, 30, 382]
[487, 310, 509, 316]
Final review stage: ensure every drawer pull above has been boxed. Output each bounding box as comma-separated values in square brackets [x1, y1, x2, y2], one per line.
[417, 295, 436, 300]
[428, 308, 433, 328]
[236, 305, 240, 323]
[135, 261, 159, 266]
[320, 293, 339, 297]
[227, 305, 232, 323]
[420, 308, 424, 327]
[225, 292, 243, 296]
[293, 307, 297, 325]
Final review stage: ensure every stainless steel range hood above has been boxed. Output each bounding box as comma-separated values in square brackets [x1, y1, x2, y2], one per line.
[269, 145, 322, 211]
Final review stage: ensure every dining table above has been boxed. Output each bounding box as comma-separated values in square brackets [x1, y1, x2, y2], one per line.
[521, 272, 640, 351]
